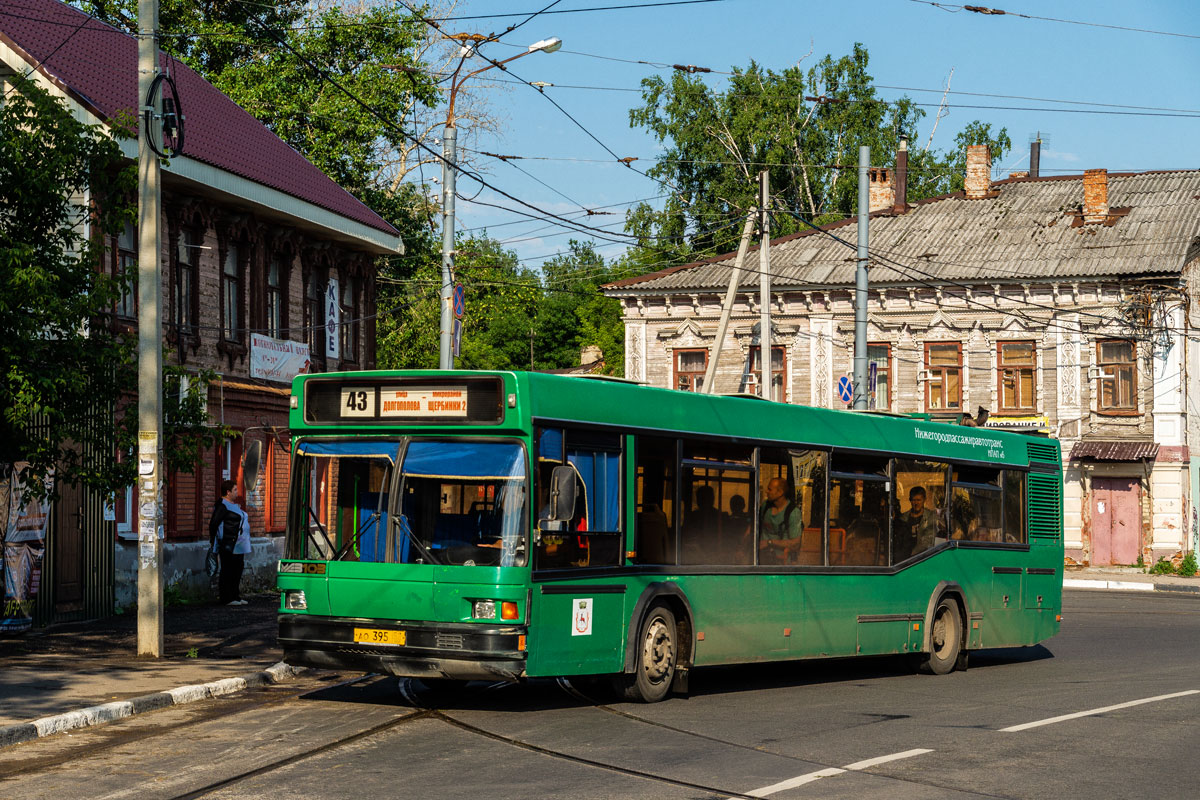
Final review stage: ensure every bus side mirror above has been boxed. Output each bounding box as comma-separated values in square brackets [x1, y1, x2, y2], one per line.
[548, 465, 577, 523]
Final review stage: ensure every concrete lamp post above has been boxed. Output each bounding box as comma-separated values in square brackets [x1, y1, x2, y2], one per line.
[438, 36, 562, 370]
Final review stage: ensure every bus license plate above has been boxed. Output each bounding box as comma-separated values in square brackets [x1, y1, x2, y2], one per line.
[353, 628, 406, 646]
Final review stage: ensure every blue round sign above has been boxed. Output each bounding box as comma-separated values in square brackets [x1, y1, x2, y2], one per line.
[837, 375, 853, 403]
[452, 284, 465, 318]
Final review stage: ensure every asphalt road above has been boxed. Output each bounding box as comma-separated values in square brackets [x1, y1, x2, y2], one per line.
[1, 589, 1198, 800]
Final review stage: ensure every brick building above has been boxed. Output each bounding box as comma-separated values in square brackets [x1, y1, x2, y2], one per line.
[604, 145, 1200, 569]
[1, 0, 402, 616]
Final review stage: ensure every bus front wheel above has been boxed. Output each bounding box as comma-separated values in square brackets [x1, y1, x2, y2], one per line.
[619, 605, 677, 702]
[919, 598, 962, 675]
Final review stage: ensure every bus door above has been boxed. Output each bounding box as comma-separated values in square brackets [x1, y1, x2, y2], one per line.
[527, 428, 627, 676]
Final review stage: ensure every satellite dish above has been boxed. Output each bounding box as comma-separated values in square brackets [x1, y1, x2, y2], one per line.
[242, 440, 263, 494]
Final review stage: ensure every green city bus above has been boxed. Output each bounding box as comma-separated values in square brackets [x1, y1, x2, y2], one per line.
[277, 370, 1063, 702]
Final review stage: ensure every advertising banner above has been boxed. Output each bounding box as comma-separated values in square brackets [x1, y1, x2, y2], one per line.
[250, 333, 311, 383]
[2, 463, 51, 634]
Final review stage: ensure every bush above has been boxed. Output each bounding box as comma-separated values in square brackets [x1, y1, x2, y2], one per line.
[1148, 557, 1175, 575]
[1179, 552, 1198, 577]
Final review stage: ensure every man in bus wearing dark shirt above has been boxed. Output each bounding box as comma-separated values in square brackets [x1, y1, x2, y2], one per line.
[896, 485, 941, 560]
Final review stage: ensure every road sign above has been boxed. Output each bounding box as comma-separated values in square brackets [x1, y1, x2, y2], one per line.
[452, 318, 462, 357]
[837, 375, 853, 404]
[452, 283, 465, 319]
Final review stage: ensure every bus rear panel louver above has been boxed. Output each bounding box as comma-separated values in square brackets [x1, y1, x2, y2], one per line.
[1026, 441, 1060, 465]
[1027, 472, 1063, 542]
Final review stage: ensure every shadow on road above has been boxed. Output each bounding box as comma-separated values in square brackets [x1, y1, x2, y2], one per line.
[292, 644, 1057, 713]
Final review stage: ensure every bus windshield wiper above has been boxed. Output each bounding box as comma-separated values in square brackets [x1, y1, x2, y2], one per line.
[333, 511, 381, 561]
[395, 514, 440, 565]
[305, 506, 330, 557]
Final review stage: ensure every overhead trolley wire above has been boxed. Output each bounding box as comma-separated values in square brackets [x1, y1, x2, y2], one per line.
[905, 0, 1200, 41]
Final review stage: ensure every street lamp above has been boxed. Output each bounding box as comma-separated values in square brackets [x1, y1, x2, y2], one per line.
[439, 36, 562, 370]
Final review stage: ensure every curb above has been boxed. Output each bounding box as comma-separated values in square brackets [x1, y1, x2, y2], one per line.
[0, 661, 306, 749]
[1065, 578, 1200, 595]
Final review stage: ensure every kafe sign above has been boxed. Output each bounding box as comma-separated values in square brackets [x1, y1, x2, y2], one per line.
[325, 278, 340, 358]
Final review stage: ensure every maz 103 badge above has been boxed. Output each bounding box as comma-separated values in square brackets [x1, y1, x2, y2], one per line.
[572, 598, 593, 636]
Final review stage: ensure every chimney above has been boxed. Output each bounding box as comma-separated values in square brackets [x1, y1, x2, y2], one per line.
[1009, 170, 1029, 179]
[1083, 169, 1109, 223]
[1029, 138, 1041, 179]
[964, 145, 991, 199]
[868, 167, 894, 212]
[893, 134, 908, 212]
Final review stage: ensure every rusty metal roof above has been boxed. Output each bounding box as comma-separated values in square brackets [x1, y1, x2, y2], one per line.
[1070, 440, 1159, 461]
[604, 171, 1200, 294]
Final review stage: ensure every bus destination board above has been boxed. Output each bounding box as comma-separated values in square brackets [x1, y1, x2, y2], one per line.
[379, 386, 468, 418]
[306, 376, 503, 425]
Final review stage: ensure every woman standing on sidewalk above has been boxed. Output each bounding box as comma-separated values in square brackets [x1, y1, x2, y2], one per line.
[209, 480, 251, 606]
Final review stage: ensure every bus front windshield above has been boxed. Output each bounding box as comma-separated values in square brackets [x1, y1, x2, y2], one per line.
[289, 440, 527, 567]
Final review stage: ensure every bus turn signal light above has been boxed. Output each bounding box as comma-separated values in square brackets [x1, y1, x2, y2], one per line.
[501, 601, 519, 620]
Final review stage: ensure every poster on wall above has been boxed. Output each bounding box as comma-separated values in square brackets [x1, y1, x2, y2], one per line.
[1, 463, 52, 634]
[250, 333, 311, 383]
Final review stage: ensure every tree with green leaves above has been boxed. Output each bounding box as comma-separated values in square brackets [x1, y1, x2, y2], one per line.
[627, 44, 1010, 258]
[0, 81, 221, 500]
[377, 237, 626, 375]
[81, 0, 441, 211]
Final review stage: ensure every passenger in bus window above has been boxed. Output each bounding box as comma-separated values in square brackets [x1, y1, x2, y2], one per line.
[896, 486, 941, 558]
[759, 478, 802, 563]
[722, 493, 754, 565]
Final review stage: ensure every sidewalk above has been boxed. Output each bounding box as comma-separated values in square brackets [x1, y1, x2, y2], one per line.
[0, 593, 306, 746]
[1065, 566, 1200, 595]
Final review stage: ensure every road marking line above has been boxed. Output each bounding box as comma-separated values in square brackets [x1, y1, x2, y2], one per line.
[741, 748, 933, 798]
[1063, 578, 1154, 591]
[843, 748, 934, 771]
[1000, 690, 1200, 732]
[745, 768, 845, 797]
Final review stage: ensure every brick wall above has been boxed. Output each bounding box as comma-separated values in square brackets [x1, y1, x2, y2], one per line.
[114, 193, 380, 543]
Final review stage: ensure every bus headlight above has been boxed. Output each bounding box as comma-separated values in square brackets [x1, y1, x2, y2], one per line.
[473, 600, 497, 619]
[284, 590, 307, 610]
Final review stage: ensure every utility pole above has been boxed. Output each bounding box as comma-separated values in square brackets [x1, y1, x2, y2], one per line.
[758, 170, 771, 399]
[702, 208, 756, 394]
[853, 146, 869, 411]
[136, 0, 164, 656]
[438, 126, 456, 370]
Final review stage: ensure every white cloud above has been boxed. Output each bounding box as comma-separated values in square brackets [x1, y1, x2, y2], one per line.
[1043, 149, 1080, 163]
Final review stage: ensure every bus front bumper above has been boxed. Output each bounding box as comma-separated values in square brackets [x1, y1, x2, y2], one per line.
[278, 614, 528, 681]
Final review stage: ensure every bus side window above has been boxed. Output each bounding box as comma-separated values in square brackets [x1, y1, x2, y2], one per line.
[1003, 470, 1025, 543]
[758, 448, 827, 566]
[634, 436, 676, 565]
[829, 454, 889, 567]
[892, 459, 950, 564]
[680, 440, 753, 566]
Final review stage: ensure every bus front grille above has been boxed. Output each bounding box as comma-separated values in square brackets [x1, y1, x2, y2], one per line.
[435, 632, 465, 649]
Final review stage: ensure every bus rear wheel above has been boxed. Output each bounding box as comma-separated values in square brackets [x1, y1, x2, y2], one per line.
[619, 605, 677, 703]
[919, 598, 962, 675]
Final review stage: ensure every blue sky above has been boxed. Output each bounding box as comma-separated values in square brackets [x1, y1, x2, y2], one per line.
[429, 0, 1200, 268]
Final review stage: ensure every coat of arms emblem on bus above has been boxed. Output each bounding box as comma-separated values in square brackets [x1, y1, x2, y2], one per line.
[573, 599, 593, 636]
